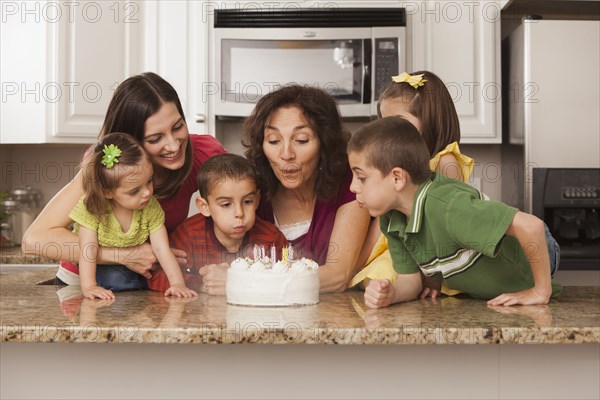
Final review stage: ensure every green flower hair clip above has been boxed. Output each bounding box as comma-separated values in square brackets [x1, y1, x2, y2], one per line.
[101, 144, 122, 169]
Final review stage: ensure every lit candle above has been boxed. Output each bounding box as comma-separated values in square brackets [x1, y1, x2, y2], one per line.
[282, 248, 288, 265]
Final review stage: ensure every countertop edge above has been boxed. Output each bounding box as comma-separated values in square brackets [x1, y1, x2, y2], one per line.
[2, 326, 599, 345]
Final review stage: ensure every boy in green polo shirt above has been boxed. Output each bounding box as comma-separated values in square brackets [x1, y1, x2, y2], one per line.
[348, 116, 561, 308]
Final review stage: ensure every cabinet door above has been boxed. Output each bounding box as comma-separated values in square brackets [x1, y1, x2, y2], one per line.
[411, 1, 503, 143]
[188, 1, 209, 135]
[145, 0, 209, 135]
[0, 5, 48, 143]
[52, 1, 145, 140]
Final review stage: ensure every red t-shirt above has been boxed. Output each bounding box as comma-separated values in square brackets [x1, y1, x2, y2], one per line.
[60, 134, 226, 276]
[147, 214, 288, 292]
[256, 169, 356, 266]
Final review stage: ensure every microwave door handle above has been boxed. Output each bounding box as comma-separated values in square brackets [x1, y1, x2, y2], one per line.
[363, 39, 372, 104]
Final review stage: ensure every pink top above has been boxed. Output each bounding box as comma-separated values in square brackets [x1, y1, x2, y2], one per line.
[59, 134, 226, 276]
[256, 169, 356, 265]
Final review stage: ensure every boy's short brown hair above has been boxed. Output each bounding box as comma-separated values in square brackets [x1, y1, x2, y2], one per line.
[348, 116, 431, 184]
[197, 154, 258, 199]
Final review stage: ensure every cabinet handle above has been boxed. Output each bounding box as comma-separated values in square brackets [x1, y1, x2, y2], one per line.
[195, 114, 206, 123]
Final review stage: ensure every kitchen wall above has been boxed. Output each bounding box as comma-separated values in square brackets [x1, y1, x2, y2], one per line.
[0, 144, 88, 205]
[1, 133, 513, 209]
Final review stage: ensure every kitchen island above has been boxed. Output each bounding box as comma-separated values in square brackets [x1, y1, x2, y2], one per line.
[1, 267, 599, 399]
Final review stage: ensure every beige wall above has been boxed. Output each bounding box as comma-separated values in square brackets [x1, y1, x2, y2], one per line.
[0, 144, 88, 206]
[0, 130, 521, 208]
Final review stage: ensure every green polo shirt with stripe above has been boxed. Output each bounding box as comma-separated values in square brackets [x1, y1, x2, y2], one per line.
[381, 174, 562, 299]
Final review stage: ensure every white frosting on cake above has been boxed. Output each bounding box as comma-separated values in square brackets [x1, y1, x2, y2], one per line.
[230, 258, 248, 271]
[249, 260, 268, 272]
[226, 257, 320, 307]
[290, 258, 319, 272]
[271, 260, 288, 273]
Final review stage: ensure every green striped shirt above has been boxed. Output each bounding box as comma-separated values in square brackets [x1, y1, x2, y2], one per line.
[381, 174, 562, 299]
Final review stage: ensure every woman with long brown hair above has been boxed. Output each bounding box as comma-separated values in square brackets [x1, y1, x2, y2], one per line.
[22, 72, 226, 286]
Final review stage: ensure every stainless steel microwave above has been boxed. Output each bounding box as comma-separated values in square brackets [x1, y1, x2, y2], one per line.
[209, 8, 406, 118]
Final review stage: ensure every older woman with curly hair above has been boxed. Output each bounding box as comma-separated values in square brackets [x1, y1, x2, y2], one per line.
[243, 85, 373, 293]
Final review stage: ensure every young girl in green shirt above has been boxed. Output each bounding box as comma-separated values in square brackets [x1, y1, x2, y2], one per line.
[70, 133, 197, 300]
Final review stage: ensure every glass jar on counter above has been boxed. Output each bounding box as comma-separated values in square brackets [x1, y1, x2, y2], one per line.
[3, 187, 43, 245]
[1, 198, 18, 246]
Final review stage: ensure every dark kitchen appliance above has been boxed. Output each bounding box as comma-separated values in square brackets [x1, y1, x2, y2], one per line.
[532, 168, 600, 270]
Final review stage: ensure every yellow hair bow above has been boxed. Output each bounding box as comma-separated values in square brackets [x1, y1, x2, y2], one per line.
[392, 72, 427, 89]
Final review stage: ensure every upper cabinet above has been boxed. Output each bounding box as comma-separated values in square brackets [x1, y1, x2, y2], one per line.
[143, 0, 209, 136]
[406, 1, 507, 143]
[1, 1, 146, 143]
[1, 1, 505, 144]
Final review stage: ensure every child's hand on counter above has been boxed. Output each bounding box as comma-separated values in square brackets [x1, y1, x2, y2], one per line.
[165, 284, 198, 298]
[420, 274, 442, 299]
[364, 279, 395, 309]
[82, 285, 115, 300]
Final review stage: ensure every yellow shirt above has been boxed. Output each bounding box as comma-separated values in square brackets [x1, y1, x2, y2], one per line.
[429, 141, 474, 182]
[69, 196, 165, 248]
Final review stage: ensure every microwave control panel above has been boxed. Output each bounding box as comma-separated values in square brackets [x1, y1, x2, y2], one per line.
[374, 38, 399, 100]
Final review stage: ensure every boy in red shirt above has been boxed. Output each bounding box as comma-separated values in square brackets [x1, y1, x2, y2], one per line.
[149, 154, 287, 293]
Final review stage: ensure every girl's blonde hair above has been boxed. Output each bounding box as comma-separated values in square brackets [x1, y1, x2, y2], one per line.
[377, 70, 460, 156]
[82, 133, 149, 218]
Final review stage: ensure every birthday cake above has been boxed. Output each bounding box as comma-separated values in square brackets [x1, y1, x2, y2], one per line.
[226, 246, 320, 307]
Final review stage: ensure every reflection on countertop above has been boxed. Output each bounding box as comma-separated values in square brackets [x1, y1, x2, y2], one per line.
[1, 267, 599, 345]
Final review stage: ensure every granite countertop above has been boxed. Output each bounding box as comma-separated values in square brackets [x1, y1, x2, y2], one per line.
[1, 267, 599, 345]
[0, 245, 56, 265]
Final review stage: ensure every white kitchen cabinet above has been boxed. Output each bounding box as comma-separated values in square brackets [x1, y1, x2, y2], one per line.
[1, 1, 508, 143]
[143, 0, 209, 135]
[1, 1, 145, 144]
[408, 1, 507, 143]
